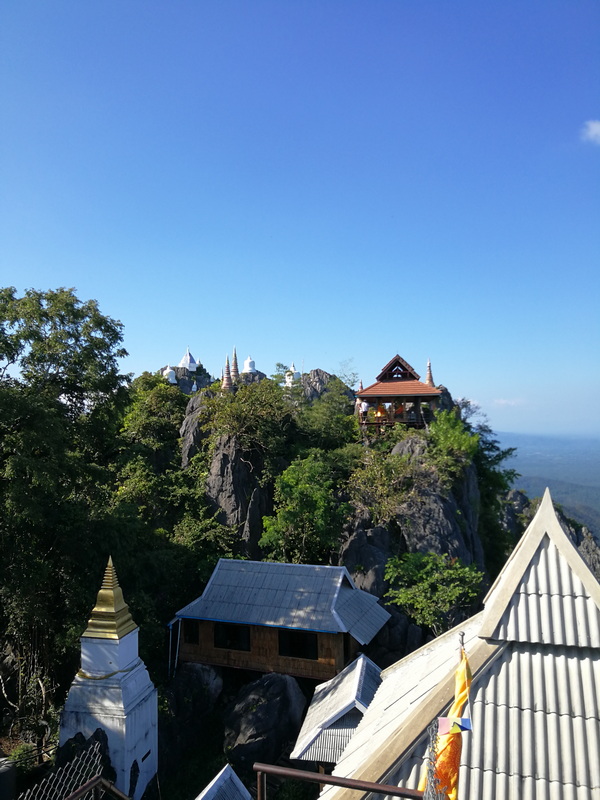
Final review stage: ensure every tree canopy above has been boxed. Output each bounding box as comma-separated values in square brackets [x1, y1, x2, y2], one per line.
[0, 286, 524, 755]
[384, 552, 484, 636]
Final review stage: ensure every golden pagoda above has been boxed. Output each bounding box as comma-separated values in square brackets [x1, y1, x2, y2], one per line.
[82, 557, 137, 640]
[231, 347, 239, 382]
[221, 354, 233, 392]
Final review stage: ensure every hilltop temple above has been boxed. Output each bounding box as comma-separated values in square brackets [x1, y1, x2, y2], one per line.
[160, 347, 213, 394]
[356, 354, 443, 428]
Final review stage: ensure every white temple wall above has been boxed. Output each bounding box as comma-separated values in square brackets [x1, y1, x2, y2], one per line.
[80, 630, 138, 675]
[60, 660, 158, 799]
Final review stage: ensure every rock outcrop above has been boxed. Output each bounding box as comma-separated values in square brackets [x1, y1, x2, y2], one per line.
[223, 673, 306, 780]
[160, 364, 213, 395]
[181, 370, 350, 552]
[340, 433, 485, 665]
[236, 369, 268, 385]
[205, 435, 274, 557]
[180, 390, 214, 468]
[301, 369, 353, 402]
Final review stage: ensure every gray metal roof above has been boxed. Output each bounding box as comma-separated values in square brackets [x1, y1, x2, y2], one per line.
[291, 654, 381, 762]
[334, 586, 392, 646]
[299, 710, 364, 764]
[194, 765, 251, 800]
[176, 560, 390, 643]
[386, 641, 600, 798]
[319, 489, 600, 800]
[492, 534, 600, 647]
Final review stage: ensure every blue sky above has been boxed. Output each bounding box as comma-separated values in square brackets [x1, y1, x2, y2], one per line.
[1, 1, 599, 436]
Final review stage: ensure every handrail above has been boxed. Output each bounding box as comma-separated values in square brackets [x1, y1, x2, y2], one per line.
[62, 775, 130, 800]
[253, 763, 424, 800]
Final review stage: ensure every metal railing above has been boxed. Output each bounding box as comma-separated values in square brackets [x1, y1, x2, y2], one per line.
[254, 763, 424, 800]
[17, 741, 105, 800]
[62, 776, 130, 800]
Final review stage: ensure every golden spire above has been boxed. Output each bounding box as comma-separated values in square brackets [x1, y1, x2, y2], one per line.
[425, 359, 435, 387]
[221, 354, 233, 392]
[82, 557, 137, 640]
[231, 347, 239, 382]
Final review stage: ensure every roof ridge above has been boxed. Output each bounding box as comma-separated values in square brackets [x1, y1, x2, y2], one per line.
[480, 488, 600, 640]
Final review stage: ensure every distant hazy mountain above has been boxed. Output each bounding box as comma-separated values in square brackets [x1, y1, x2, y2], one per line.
[498, 432, 600, 537]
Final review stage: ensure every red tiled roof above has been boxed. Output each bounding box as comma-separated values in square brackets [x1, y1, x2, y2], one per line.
[357, 380, 441, 398]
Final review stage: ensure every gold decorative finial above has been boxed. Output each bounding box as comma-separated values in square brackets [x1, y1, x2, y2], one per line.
[425, 359, 435, 387]
[82, 557, 137, 640]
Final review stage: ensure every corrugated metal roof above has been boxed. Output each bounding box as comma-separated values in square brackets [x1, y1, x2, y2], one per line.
[176, 560, 390, 642]
[291, 655, 381, 761]
[319, 489, 600, 800]
[385, 642, 600, 799]
[335, 586, 392, 645]
[319, 616, 486, 797]
[300, 710, 364, 764]
[194, 765, 251, 800]
[492, 535, 600, 647]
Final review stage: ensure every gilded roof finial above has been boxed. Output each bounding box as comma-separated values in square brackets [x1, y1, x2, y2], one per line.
[425, 359, 435, 387]
[222, 354, 233, 392]
[231, 347, 239, 382]
[82, 556, 137, 640]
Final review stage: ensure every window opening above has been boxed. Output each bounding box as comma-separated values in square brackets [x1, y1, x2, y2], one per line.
[214, 622, 251, 651]
[278, 629, 318, 660]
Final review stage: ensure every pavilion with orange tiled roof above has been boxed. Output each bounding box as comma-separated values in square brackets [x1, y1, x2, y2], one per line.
[357, 355, 442, 429]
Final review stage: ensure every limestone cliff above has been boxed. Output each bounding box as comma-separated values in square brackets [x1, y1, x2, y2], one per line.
[179, 368, 349, 556]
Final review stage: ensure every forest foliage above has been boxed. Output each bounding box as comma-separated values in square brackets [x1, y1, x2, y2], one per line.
[0, 287, 518, 747]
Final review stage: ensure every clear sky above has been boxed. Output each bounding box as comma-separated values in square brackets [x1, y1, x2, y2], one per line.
[1, 1, 599, 436]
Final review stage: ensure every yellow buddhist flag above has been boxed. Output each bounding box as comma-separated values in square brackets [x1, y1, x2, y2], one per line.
[418, 647, 472, 800]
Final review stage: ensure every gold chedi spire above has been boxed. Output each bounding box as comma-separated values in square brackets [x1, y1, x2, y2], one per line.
[231, 347, 239, 382]
[83, 557, 137, 640]
[221, 354, 233, 392]
[425, 359, 435, 387]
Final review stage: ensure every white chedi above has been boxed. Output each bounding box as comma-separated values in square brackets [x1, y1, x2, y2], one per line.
[285, 361, 301, 387]
[178, 347, 197, 372]
[242, 355, 257, 374]
[59, 559, 158, 800]
[162, 367, 177, 384]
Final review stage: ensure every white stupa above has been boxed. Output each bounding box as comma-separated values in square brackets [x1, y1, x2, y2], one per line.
[285, 362, 301, 387]
[162, 367, 177, 384]
[178, 347, 197, 372]
[60, 558, 158, 800]
[241, 355, 257, 374]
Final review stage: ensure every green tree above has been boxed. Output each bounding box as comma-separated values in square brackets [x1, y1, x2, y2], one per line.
[120, 372, 189, 472]
[0, 286, 127, 414]
[200, 379, 296, 483]
[455, 401, 519, 577]
[348, 436, 430, 525]
[297, 378, 358, 451]
[384, 552, 484, 636]
[260, 453, 349, 563]
[426, 410, 480, 487]
[0, 288, 130, 734]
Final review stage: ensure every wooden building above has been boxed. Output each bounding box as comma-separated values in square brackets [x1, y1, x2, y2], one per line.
[171, 560, 390, 681]
[357, 355, 442, 429]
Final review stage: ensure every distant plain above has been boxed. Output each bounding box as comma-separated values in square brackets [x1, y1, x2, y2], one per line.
[498, 432, 600, 538]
